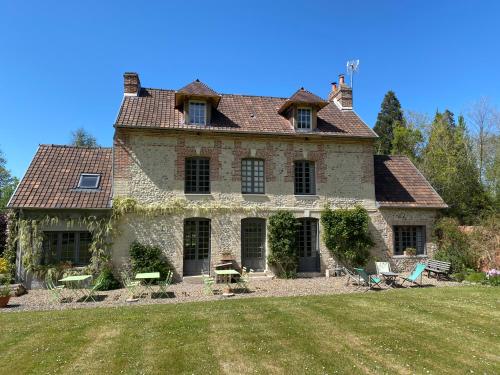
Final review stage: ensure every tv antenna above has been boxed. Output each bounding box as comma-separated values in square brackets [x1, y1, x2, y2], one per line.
[346, 59, 360, 89]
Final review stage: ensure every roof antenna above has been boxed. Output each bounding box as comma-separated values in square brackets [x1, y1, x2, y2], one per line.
[346, 59, 360, 89]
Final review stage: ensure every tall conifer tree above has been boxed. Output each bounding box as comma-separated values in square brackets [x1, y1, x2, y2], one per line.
[373, 91, 404, 154]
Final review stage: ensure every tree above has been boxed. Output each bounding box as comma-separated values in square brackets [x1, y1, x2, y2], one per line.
[391, 111, 426, 163]
[373, 91, 405, 154]
[70, 128, 98, 147]
[467, 97, 499, 182]
[0, 149, 18, 210]
[422, 110, 492, 223]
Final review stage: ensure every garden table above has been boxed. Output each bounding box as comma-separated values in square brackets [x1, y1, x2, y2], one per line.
[59, 275, 92, 300]
[214, 269, 240, 296]
[135, 272, 160, 296]
[381, 272, 399, 287]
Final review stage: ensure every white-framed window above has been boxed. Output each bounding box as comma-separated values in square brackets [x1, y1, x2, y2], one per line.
[189, 101, 207, 125]
[78, 174, 100, 189]
[297, 108, 312, 130]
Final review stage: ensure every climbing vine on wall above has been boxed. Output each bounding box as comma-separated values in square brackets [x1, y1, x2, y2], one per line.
[320, 205, 374, 267]
[7, 197, 270, 280]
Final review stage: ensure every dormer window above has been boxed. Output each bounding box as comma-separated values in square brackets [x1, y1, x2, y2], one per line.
[297, 108, 312, 130]
[189, 101, 207, 125]
[78, 173, 100, 189]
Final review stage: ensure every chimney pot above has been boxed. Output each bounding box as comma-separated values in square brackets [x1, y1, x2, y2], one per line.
[331, 82, 338, 92]
[124, 72, 141, 96]
[338, 74, 345, 85]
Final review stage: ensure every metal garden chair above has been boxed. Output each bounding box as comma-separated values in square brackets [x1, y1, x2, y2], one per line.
[157, 270, 174, 297]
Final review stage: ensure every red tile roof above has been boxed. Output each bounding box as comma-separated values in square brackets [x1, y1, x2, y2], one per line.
[278, 87, 328, 114]
[115, 87, 377, 138]
[374, 155, 447, 208]
[177, 79, 220, 97]
[8, 145, 112, 209]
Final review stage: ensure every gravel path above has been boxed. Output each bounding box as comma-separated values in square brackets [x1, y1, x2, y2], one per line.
[1, 275, 461, 313]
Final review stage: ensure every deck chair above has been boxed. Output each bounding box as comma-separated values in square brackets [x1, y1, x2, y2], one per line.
[400, 263, 426, 287]
[354, 268, 382, 290]
[375, 262, 391, 275]
[157, 270, 174, 297]
[343, 266, 363, 286]
[121, 271, 141, 299]
[201, 271, 216, 295]
[45, 277, 66, 303]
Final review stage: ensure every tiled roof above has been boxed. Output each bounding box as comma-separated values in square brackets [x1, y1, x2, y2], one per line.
[374, 155, 447, 208]
[278, 87, 328, 114]
[8, 145, 112, 209]
[115, 87, 377, 138]
[177, 79, 220, 97]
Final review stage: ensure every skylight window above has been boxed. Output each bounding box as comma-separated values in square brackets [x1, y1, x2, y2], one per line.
[78, 174, 100, 189]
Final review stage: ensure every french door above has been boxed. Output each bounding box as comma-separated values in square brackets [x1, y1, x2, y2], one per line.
[183, 218, 211, 276]
[297, 218, 320, 272]
[241, 218, 266, 272]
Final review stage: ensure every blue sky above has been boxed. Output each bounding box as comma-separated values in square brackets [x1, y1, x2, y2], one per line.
[1, 0, 499, 178]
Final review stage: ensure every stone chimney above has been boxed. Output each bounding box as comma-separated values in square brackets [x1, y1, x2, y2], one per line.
[328, 74, 353, 109]
[124, 72, 141, 96]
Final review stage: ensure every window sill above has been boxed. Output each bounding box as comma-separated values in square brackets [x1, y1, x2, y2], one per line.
[391, 255, 428, 259]
[184, 194, 213, 199]
[295, 195, 319, 199]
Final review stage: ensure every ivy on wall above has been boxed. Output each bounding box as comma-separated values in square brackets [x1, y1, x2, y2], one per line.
[267, 210, 299, 278]
[320, 205, 374, 268]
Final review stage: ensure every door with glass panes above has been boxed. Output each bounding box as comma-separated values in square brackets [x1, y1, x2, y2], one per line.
[297, 218, 320, 272]
[241, 218, 266, 271]
[183, 218, 211, 276]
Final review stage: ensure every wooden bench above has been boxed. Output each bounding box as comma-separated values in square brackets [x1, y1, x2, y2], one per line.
[425, 259, 451, 280]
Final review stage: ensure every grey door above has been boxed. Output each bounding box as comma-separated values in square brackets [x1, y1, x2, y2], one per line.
[297, 218, 320, 272]
[241, 218, 266, 272]
[183, 218, 210, 276]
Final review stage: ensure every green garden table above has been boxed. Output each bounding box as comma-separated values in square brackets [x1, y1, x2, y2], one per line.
[214, 269, 240, 296]
[135, 272, 160, 296]
[59, 275, 92, 300]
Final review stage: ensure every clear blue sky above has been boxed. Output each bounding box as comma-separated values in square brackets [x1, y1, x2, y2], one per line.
[1, 0, 499, 178]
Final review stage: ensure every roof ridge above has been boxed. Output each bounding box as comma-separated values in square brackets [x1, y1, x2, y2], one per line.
[143, 87, 289, 100]
[39, 144, 112, 150]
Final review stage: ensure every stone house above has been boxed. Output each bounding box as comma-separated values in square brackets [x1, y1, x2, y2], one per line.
[8, 72, 446, 285]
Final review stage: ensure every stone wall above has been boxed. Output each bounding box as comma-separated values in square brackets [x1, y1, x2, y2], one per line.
[369, 208, 439, 272]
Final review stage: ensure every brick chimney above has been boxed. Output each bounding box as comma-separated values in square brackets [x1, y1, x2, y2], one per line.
[328, 74, 353, 109]
[124, 72, 141, 96]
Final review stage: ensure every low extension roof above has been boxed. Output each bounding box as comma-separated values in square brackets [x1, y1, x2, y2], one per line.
[374, 155, 447, 209]
[115, 86, 377, 138]
[7, 145, 112, 210]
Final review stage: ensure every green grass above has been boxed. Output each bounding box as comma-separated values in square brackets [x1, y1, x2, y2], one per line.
[1, 287, 499, 374]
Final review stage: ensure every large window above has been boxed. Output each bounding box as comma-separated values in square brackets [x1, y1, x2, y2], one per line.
[189, 101, 207, 125]
[185, 157, 210, 194]
[297, 108, 312, 130]
[294, 160, 315, 195]
[241, 159, 264, 194]
[393, 226, 426, 255]
[41, 231, 92, 266]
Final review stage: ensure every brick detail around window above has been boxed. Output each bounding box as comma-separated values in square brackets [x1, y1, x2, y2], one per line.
[174, 138, 222, 181]
[284, 143, 327, 183]
[231, 141, 276, 182]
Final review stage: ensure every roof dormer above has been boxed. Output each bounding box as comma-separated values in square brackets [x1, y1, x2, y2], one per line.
[175, 79, 221, 125]
[278, 88, 327, 131]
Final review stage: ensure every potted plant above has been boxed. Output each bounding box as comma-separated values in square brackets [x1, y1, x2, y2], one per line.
[220, 251, 235, 263]
[404, 247, 417, 257]
[0, 280, 11, 308]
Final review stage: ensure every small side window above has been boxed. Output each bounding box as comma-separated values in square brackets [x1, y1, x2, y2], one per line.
[296, 108, 312, 130]
[189, 101, 207, 125]
[78, 174, 100, 189]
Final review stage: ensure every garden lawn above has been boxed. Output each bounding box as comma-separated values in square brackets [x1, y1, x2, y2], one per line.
[1, 286, 499, 374]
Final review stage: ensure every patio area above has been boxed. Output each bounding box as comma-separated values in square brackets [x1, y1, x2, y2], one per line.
[2, 275, 461, 313]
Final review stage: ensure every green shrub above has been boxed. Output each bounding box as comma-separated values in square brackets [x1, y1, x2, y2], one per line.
[464, 272, 487, 283]
[94, 264, 121, 291]
[434, 217, 478, 273]
[129, 241, 173, 282]
[484, 276, 500, 286]
[267, 211, 299, 278]
[320, 205, 373, 267]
